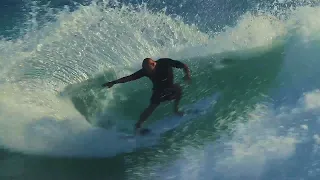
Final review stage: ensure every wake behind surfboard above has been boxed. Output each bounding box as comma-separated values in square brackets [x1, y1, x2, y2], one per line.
[119, 92, 220, 139]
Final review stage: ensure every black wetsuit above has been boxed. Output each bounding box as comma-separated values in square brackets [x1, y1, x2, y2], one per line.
[129, 58, 185, 104]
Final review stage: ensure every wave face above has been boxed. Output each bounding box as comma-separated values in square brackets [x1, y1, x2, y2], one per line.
[1, 0, 320, 179]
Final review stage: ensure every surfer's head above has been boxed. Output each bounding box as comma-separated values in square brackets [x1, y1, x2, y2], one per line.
[142, 58, 156, 73]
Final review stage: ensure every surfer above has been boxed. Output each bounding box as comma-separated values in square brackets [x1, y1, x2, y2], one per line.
[102, 58, 191, 134]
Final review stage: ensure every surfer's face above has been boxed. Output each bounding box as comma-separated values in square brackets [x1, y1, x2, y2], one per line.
[143, 58, 156, 74]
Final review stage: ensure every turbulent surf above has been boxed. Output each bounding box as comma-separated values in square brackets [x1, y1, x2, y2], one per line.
[1, 0, 320, 179]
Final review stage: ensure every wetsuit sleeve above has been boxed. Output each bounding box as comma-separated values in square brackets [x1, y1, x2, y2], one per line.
[162, 58, 185, 68]
[160, 58, 191, 79]
[130, 69, 146, 80]
[113, 69, 145, 84]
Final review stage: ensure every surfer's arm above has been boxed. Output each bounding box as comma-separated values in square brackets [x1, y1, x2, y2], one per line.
[112, 69, 145, 84]
[164, 58, 191, 79]
[182, 63, 191, 79]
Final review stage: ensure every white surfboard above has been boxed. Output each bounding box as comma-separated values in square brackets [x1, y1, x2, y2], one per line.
[119, 92, 221, 139]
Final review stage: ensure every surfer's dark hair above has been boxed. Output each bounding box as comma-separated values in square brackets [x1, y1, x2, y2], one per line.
[142, 58, 152, 68]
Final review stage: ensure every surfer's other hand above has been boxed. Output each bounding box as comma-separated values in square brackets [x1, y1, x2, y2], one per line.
[183, 75, 191, 84]
[102, 81, 114, 88]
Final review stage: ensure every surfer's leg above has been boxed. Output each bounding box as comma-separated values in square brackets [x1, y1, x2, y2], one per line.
[172, 84, 183, 116]
[135, 103, 159, 130]
[135, 91, 160, 131]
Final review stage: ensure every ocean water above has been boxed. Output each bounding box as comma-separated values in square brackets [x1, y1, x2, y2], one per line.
[1, 0, 320, 179]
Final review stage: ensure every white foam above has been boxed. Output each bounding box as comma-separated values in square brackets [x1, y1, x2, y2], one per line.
[166, 12, 287, 60]
[300, 90, 320, 110]
[301, 124, 308, 130]
[313, 134, 320, 144]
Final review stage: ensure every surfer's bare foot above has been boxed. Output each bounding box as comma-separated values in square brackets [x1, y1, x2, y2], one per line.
[134, 123, 141, 135]
[175, 111, 184, 116]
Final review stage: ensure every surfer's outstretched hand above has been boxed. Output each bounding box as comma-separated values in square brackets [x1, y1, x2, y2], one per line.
[102, 81, 114, 88]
